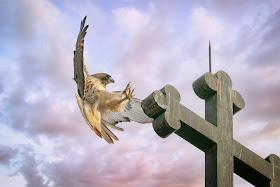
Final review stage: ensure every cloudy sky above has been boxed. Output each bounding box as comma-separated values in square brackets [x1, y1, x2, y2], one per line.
[0, 0, 280, 186]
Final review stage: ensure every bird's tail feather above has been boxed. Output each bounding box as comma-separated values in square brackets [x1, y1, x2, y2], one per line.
[101, 123, 118, 142]
[102, 119, 124, 131]
[101, 124, 119, 144]
[100, 126, 113, 143]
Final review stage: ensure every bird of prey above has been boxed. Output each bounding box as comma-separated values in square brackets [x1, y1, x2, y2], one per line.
[73, 16, 153, 143]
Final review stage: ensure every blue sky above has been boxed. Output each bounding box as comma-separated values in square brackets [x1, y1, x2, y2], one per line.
[0, 0, 280, 186]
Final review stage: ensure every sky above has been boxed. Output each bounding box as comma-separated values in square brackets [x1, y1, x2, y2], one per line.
[0, 0, 280, 186]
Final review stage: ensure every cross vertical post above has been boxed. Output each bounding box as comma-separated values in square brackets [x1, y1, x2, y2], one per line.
[199, 72, 234, 186]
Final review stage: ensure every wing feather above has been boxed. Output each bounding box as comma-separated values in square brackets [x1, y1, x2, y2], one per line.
[74, 16, 89, 98]
[101, 123, 118, 141]
[101, 98, 153, 126]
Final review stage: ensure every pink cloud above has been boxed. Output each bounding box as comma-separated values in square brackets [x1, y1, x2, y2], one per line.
[1, 0, 279, 187]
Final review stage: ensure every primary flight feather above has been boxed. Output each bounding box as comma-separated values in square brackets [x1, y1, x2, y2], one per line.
[73, 16, 153, 144]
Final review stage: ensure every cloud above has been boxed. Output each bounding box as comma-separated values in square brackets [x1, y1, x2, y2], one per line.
[190, 7, 224, 41]
[0, 0, 87, 138]
[38, 135, 204, 187]
[19, 151, 47, 187]
[112, 5, 175, 90]
[248, 120, 280, 142]
[0, 145, 18, 166]
[1, 0, 280, 187]
[113, 7, 149, 36]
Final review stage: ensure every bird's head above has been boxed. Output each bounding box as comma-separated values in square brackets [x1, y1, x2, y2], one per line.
[93, 73, 115, 85]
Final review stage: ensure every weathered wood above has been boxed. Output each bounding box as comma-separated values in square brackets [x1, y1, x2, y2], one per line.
[234, 141, 273, 186]
[141, 70, 279, 186]
[194, 71, 235, 186]
[265, 154, 280, 186]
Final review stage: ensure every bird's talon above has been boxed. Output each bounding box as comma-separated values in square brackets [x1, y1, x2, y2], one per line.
[123, 83, 135, 100]
[123, 83, 130, 93]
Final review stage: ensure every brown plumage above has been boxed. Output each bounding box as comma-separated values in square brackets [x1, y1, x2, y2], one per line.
[73, 16, 153, 143]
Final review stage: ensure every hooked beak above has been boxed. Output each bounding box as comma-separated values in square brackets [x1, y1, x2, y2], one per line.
[110, 78, 115, 83]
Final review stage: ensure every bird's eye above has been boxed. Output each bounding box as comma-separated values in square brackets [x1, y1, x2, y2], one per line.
[106, 75, 110, 78]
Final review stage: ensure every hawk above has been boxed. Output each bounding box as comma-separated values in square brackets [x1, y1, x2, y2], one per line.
[73, 16, 153, 143]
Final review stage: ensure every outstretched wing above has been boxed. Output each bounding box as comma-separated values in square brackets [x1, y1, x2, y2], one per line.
[101, 98, 153, 128]
[74, 16, 88, 98]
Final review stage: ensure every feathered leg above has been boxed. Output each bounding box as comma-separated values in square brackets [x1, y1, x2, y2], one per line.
[104, 83, 135, 112]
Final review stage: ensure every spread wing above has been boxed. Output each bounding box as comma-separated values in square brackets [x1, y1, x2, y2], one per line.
[73, 16, 88, 98]
[101, 98, 153, 128]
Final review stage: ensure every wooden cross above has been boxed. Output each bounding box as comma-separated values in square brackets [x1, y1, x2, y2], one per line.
[141, 71, 280, 187]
